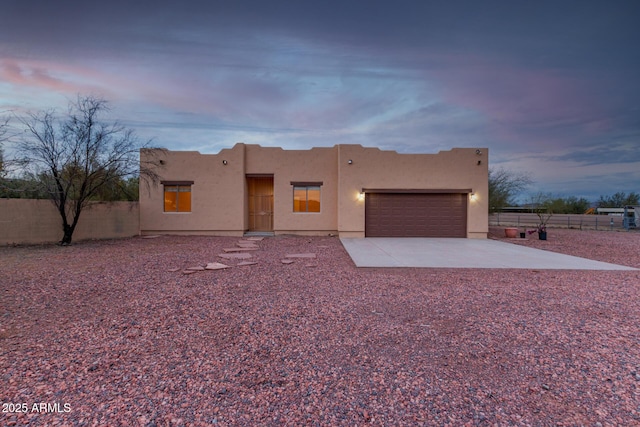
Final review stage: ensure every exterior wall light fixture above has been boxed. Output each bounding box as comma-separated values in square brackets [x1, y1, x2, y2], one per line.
[470, 193, 477, 201]
[348, 159, 353, 164]
[357, 192, 365, 201]
[222, 160, 228, 165]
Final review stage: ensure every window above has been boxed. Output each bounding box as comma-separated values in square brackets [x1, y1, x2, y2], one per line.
[292, 182, 322, 212]
[162, 181, 193, 212]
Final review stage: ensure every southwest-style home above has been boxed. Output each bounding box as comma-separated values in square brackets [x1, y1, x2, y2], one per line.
[139, 144, 488, 238]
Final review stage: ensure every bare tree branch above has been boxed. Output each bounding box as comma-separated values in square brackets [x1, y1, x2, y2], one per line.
[0, 115, 8, 177]
[488, 167, 532, 213]
[12, 95, 162, 244]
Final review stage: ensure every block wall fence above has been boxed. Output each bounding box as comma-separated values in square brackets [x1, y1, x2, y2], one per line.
[0, 199, 139, 245]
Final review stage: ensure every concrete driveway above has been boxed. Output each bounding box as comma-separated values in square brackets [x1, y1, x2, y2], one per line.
[340, 238, 637, 270]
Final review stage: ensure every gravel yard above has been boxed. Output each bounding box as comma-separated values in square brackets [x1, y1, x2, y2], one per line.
[1, 228, 640, 426]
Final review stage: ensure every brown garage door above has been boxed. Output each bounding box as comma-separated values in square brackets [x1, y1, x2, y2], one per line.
[365, 193, 467, 237]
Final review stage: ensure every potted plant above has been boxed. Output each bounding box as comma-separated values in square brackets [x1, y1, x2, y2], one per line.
[504, 227, 518, 238]
[528, 194, 553, 240]
[528, 223, 548, 240]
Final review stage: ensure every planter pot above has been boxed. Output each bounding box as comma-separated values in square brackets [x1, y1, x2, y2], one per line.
[520, 232, 526, 238]
[538, 231, 547, 240]
[504, 227, 518, 238]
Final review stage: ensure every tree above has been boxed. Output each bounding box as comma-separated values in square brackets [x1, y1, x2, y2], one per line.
[0, 141, 4, 179]
[0, 115, 9, 177]
[0, 176, 50, 199]
[545, 196, 591, 214]
[597, 192, 640, 208]
[92, 175, 139, 201]
[13, 96, 160, 244]
[563, 196, 591, 214]
[488, 167, 532, 212]
[528, 192, 554, 234]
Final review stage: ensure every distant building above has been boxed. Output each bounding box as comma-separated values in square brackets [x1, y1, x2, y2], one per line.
[140, 143, 488, 238]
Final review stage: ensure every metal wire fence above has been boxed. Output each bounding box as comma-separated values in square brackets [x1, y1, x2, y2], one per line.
[489, 213, 635, 231]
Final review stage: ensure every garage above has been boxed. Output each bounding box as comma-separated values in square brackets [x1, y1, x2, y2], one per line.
[365, 191, 468, 237]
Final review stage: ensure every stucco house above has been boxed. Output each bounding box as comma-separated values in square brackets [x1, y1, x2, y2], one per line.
[139, 143, 488, 238]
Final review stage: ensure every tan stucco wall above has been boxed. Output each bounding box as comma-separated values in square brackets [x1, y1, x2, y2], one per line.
[140, 145, 247, 235]
[140, 143, 488, 238]
[0, 199, 139, 245]
[337, 145, 489, 238]
[245, 145, 339, 234]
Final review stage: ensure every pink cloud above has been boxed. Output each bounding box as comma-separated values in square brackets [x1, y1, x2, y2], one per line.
[0, 58, 116, 105]
[425, 53, 609, 147]
[1, 61, 25, 83]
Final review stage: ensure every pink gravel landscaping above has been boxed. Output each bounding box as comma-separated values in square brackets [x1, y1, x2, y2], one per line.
[1, 229, 640, 426]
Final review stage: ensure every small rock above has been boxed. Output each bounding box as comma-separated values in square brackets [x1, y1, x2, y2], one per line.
[285, 253, 316, 258]
[223, 247, 259, 252]
[237, 261, 258, 266]
[219, 252, 252, 259]
[236, 241, 259, 248]
[205, 262, 230, 270]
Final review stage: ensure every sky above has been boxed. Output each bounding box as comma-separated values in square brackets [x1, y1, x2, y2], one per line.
[1, 0, 639, 203]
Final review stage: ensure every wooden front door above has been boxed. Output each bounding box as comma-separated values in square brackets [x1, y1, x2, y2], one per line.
[247, 176, 274, 231]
